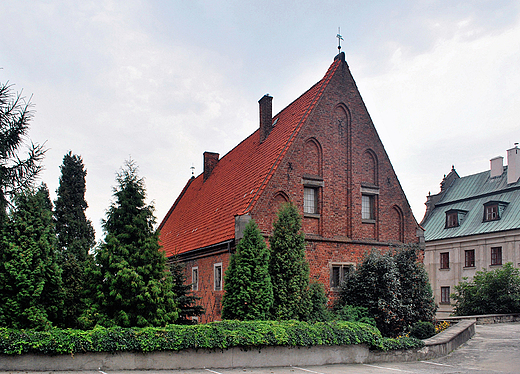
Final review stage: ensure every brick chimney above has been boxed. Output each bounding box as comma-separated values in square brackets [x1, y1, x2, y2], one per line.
[203, 151, 219, 181]
[490, 156, 504, 178]
[507, 144, 520, 184]
[259, 94, 273, 143]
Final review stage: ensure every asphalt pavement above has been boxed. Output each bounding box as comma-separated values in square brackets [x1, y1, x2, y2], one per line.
[1, 322, 519, 374]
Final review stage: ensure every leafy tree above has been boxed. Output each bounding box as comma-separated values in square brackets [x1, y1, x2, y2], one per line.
[338, 250, 404, 337]
[452, 262, 520, 316]
[393, 246, 436, 326]
[338, 247, 437, 337]
[0, 82, 46, 222]
[169, 256, 204, 324]
[269, 202, 310, 320]
[0, 184, 63, 329]
[84, 160, 177, 327]
[54, 152, 96, 327]
[222, 219, 273, 320]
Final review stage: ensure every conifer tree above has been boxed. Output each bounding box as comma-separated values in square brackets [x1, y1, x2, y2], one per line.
[269, 202, 310, 320]
[169, 256, 204, 324]
[222, 219, 273, 320]
[54, 152, 95, 327]
[86, 160, 177, 327]
[0, 82, 46, 222]
[0, 184, 63, 329]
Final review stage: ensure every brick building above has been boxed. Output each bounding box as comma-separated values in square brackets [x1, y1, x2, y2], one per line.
[159, 52, 422, 322]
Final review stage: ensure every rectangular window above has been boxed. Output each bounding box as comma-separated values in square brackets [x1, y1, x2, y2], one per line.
[304, 187, 318, 214]
[330, 264, 353, 288]
[446, 212, 459, 228]
[191, 267, 199, 291]
[362, 194, 375, 220]
[491, 247, 502, 266]
[214, 263, 222, 291]
[440, 252, 450, 269]
[464, 250, 475, 268]
[441, 286, 450, 304]
[484, 204, 499, 221]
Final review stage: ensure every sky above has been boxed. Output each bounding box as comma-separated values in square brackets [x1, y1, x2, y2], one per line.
[1, 0, 519, 242]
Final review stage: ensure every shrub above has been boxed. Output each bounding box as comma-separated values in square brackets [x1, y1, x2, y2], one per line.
[452, 262, 520, 316]
[409, 321, 435, 340]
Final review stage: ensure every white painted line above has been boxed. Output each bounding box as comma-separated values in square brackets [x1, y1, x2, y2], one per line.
[362, 363, 415, 373]
[205, 369, 225, 374]
[99, 371, 109, 374]
[420, 361, 454, 367]
[292, 366, 326, 374]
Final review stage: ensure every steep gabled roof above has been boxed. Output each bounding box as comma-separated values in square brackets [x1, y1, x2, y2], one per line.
[159, 56, 341, 257]
[422, 167, 520, 241]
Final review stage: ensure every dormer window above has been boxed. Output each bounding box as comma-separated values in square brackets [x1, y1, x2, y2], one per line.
[445, 209, 467, 228]
[483, 201, 509, 222]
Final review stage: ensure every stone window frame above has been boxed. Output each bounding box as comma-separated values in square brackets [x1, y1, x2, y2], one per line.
[301, 176, 324, 218]
[330, 262, 355, 289]
[361, 185, 379, 223]
[214, 262, 223, 291]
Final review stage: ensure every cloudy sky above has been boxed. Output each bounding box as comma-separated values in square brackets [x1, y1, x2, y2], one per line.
[1, 0, 519, 241]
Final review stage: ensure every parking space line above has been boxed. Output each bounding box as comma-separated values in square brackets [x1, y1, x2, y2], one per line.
[362, 364, 415, 372]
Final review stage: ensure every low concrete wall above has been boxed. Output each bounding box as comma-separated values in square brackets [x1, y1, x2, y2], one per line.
[443, 313, 520, 325]
[0, 320, 477, 371]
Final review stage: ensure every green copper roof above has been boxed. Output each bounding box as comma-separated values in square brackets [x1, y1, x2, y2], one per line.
[422, 166, 520, 241]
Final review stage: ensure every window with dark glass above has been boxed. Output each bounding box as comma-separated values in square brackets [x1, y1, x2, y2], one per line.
[441, 286, 450, 304]
[440, 252, 450, 269]
[491, 247, 502, 266]
[464, 250, 475, 268]
[330, 264, 353, 288]
[484, 203, 499, 221]
[362, 194, 375, 220]
[446, 211, 459, 228]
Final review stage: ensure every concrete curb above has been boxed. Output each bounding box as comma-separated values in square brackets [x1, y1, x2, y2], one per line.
[0, 320, 476, 371]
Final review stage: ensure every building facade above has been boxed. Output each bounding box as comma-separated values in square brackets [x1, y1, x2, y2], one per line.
[159, 53, 422, 322]
[421, 146, 520, 317]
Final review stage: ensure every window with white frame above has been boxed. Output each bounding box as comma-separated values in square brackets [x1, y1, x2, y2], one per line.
[214, 263, 222, 291]
[191, 267, 199, 291]
[304, 187, 318, 214]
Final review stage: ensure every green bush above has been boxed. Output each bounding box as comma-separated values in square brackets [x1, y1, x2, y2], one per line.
[334, 305, 376, 326]
[0, 320, 423, 355]
[452, 262, 520, 316]
[409, 321, 435, 340]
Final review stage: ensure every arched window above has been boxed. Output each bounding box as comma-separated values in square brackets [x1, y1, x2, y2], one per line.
[304, 138, 322, 177]
[333, 104, 349, 137]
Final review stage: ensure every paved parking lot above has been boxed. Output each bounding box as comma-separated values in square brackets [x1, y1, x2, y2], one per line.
[1, 322, 519, 374]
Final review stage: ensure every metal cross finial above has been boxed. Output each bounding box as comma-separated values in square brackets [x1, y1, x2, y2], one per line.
[337, 27, 344, 52]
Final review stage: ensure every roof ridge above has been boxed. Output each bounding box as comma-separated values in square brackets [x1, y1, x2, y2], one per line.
[242, 57, 342, 214]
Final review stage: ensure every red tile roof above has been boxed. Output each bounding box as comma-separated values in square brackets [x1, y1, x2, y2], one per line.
[159, 57, 341, 257]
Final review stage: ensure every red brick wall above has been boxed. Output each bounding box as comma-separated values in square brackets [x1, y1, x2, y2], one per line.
[181, 58, 420, 322]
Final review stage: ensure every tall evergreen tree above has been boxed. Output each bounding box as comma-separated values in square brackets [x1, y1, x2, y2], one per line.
[222, 219, 273, 320]
[0, 184, 63, 329]
[0, 82, 46, 222]
[54, 152, 95, 262]
[269, 202, 310, 320]
[54, 152, 95, 327]
[169, 256, 205, 324]
[86, 160, 177, 327]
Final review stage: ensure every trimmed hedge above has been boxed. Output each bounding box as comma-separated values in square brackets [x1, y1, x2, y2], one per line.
[0, 320, 423, 356]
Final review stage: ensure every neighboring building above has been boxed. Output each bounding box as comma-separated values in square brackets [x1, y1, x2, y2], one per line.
[159, 52, 422, 322]
[421, 146, 520, 317]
